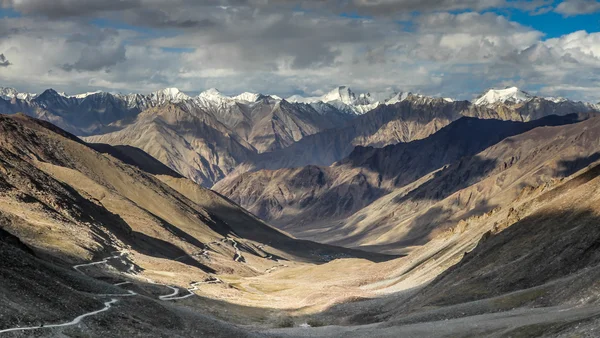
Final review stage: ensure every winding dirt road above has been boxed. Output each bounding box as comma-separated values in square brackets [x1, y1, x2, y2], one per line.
[0, 251, 200, 334]
[0, 299, 119, 335]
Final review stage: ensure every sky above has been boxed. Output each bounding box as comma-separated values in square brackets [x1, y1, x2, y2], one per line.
[0, 0, 600, 101]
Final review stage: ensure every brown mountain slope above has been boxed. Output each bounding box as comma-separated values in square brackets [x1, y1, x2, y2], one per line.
[84, 103, 257, 186]
[84, 100, 354, 187]
[258, 120, 600, 338]
[0, 112, 400, 335]
[322, 149, 600, 337]
[214, 114, 583, 236]
[229, 96, 597, 178]
[325, 115, 600, 254]
[88, 140, 387, 263]
[196, 96, 353, 153]
[1, 113, 388, 266]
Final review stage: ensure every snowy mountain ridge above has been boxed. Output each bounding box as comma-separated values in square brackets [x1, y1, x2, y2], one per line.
[287, 86, 412, 115]
[474, 87, 533, 106]
[4, 85, 599, 115]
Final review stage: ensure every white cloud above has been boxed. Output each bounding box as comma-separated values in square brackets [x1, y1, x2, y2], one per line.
[0, 2, 600, 102]
[555, 0, 600, 16]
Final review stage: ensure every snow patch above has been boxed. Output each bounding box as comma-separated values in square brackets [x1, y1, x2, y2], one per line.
[475, 87, 532, 106]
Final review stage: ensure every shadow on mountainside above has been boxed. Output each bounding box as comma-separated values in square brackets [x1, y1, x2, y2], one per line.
[555, 152, 600, 178]
[55, 180, 210, 271]
[398, 163, 600, 314]
[347, 114, 583, 185]
[310, 166, 600, 330]
[393, 157, 498, 205]
[129, 231, 216, 273]
[207, 191, 399, 263]
[407, 207, 600, 312]
[254, 115, 584, 234]
[242, 99, 475, 171]
[89, 143, 184, 178]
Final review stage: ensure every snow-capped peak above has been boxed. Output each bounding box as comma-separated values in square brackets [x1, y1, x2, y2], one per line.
[0, 87, 37, 101]
[321, 86, 357, 105]
[475, 87, 532, 106]
[71, 90, 102, 99]
[152, 87, 190, 102]
[232, 92, 261, 102]
[545, 96, 568, 103]
[287, 86, 411, 115]
[386, 92, 410, 105]
[198, 88, 227, 100]
[286, 94, 313, 103]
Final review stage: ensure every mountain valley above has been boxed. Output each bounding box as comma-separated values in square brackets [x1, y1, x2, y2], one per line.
[2, 85, 600, 337]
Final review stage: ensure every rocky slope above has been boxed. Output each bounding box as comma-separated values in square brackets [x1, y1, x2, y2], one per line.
[84, 103, 257, 186]
[193, 90, 353, 153]
[0, 86, 355, 145]
[249, 114, 600, 337]
[83, 97, 356, 186]
[5, 85, 597, 190]
[230, 93, 599, 177]
[0, 112, 398, 335]
[1, 86, 359, 186]
[214, 114, 584, 232]
[5, 112, 600, 337]
[286, 145, 600, 337]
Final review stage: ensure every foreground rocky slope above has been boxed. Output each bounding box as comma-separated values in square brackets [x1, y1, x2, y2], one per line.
[0, 113, 397, 336]
[5, 112, 600, 337]
[260, 119, 600, 338]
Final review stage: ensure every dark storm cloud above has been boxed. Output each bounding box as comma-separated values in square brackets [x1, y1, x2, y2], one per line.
[1, 0, 142, 18]
[62, 43, 126, 72]
[2, 0, 553, 22]
[0, 54, 11, 67]
[119, 9, 218, 29]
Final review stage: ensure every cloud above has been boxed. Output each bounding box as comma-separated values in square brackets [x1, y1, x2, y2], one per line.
[0, 54, 10, 67]
[0, 1, 599, 102]
[62, 28, 127, 72]
[2, 0, 553, 23]
[1, 0, 141, 18]
[62, 44, 126, 72]
[555, 0, 600, 16]
[337, 0, 552, 15]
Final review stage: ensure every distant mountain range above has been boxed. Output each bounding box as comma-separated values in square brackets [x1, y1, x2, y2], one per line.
[2, 85, 599, 186]
[213, 114, 585, 237]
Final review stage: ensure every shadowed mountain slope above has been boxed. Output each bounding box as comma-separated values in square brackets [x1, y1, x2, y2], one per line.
[228, 96, 598, 178]
[215, 114, 584, 234]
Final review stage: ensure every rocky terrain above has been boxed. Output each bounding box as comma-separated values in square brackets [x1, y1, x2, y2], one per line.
[4, 86, 597, 189]
[228, 93, 599, 177]
[214, 114, 585, 234]
[0, 112, 400, 336]
[3, 88, 600, 337]
[1, 87, 356, 186]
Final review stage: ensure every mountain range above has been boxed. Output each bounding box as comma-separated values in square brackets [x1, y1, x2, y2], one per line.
[4, 82, 600, 336]
[3, 85, 597, 187]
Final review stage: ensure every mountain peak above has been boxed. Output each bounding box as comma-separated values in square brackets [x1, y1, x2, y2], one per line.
[475, 86, 532, 106]
[151, 87, 190, 103]
[198, 88, 227, 101]
[71, 90, 103, 99]
[232, 92, 261, 102]
[36, 88, 69, 100]
[322, 86, 357, 105]
[0, 87, 37, 100]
